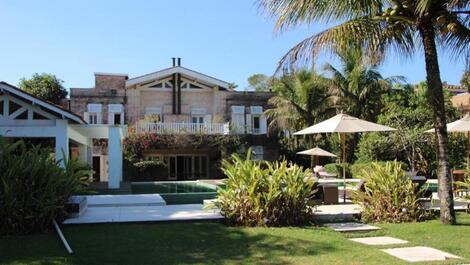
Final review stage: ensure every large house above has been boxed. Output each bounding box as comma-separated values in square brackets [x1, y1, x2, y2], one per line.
[69, 58, 277, 182]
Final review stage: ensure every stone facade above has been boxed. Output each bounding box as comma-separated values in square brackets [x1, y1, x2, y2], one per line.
[70, 73, 127, 125]
[68, 63, 279, 180]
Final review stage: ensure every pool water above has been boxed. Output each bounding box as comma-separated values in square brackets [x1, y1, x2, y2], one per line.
[131, 181, 218, 205]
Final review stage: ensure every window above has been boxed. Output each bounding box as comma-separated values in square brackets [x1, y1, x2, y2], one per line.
[252, 115, 261, 133]
[252, 146, 264, 161]
[114, 113, 121, 125]
[89, 113, 99, 124]
[231, 106, 245, 134]
[192, 116, 204, 124]
[108, 104, 124, 125]
[87, 104, 102, 124]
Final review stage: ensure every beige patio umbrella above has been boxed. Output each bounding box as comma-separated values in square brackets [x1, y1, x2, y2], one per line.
[294, 113, 397, 202]
[297, 147, 337, 167]
[425, 114, 470, 162]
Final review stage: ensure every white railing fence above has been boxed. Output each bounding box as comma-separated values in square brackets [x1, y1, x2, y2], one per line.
[136, 122, 230, 135]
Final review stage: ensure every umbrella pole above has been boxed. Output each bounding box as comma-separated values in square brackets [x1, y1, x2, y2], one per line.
[341, 132, 346, 203]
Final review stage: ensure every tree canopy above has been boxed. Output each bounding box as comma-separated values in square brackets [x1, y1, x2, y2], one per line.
[247, 74, 271, 91]
[19, 73, 68, 105]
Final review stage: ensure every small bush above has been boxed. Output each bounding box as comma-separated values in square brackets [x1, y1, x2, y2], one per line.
[353, 161, 429, 223]
[0, 140, 89, 235]
[216, 151, 316, 226]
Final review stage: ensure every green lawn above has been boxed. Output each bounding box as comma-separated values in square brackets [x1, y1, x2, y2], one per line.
[1, 213, 469, 265]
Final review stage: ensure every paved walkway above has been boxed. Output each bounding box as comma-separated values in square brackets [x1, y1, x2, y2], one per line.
[64, 204, 223, 224]
[314, 204, 361, 222]
[81, 194, 166, 207]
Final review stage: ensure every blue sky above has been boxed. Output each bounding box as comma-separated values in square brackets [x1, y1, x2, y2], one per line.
[0, 1, 466, 92]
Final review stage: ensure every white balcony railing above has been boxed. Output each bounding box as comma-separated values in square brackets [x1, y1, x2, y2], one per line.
[136, 122, 230, 135]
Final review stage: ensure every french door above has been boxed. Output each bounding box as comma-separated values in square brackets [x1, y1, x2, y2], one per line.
[166, 155, 208, 180]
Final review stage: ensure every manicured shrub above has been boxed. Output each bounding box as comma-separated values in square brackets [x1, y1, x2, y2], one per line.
[0, 140, 90, 235]
[216, 151, 316, 226]
[353, 161, 429, 223]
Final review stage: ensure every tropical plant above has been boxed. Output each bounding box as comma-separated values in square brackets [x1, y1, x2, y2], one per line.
[259, 0, 469, 224]
[265, 68, 334, 133]
[356, 84, 464, 175]
[63, 151, 94, 187]
[324, 48, 404, 122]
[353, 161, 430, 223]
[0, 140, 87, 234]
[216, 150, 316, 226]
[19, 73, 68, 104]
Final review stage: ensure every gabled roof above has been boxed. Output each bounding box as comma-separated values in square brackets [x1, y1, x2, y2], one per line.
[126, 66, 231, 89]
[0, 81, 85, 124]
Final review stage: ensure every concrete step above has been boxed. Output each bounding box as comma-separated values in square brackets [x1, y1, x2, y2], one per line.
[83, 194, 166, 207]
[314, 204, 361, 223]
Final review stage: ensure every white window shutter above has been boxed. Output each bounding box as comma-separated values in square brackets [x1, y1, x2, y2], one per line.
[204, 114, 212, 124]
[97, 112, 102, 124]
[245, 114, 252, 134]
[84, 112, 90, 123]
[260, 115, 267, 134]
[230, 113, 242, 134]
[108, 112, 114, 125]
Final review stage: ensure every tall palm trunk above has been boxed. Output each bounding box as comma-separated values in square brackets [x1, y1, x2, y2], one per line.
[419, 24, 456, 224]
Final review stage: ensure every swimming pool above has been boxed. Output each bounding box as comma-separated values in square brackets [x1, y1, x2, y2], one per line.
[131, 181, 219, 205]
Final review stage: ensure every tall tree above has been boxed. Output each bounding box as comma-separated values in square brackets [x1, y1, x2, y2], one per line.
[260, 0, 470, 224]
[247, 74, 271, 91]
[19, 73, 68, 105]
[325, 49, 404, 122]
[265, 68, 335, 140]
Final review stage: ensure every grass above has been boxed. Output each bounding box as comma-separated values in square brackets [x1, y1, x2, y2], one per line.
[1, 213, 469, 265]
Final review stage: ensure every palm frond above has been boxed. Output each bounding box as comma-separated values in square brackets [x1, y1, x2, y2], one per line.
[258, 0, 384, 31]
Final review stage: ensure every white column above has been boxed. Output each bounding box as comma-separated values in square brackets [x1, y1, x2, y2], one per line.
[78, 138, 93, 166]
[55, 119, 69, 167]
[108, 126, 123, 189]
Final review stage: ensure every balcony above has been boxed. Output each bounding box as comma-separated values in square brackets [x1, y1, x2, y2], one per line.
[136, 122, 230, 135]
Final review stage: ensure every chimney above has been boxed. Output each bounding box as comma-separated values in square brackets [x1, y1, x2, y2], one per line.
[177, 57, 181, 66]
[172, 57, 176, 67]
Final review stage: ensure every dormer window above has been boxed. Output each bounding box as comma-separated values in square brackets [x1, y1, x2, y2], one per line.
[108, 104, 124, 125]
[85, 104, 102, 124]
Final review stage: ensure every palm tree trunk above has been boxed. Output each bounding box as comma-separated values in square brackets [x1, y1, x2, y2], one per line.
[419, 24, 456, 224]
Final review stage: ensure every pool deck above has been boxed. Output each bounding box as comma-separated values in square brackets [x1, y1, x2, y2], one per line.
[63, 204, 223, 224]
[79, 194, 167, 207]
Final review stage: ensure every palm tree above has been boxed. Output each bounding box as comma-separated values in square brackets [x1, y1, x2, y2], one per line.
[324, 49, 404, 122]
[265, 68, 335, 147]
[260, 0, 469, 224]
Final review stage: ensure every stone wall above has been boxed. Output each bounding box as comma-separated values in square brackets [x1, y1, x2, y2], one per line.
[95, 74, 127, 90]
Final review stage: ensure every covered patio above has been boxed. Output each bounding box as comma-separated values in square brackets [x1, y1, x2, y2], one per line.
[0, 81, 126, 189]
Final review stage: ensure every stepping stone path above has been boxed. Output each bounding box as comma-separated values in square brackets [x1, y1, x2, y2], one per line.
[327, 223, 464, 263]
[382, 246, 462, 263]
[324, 222, 380, 232]
[350, 236, 408, 246]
